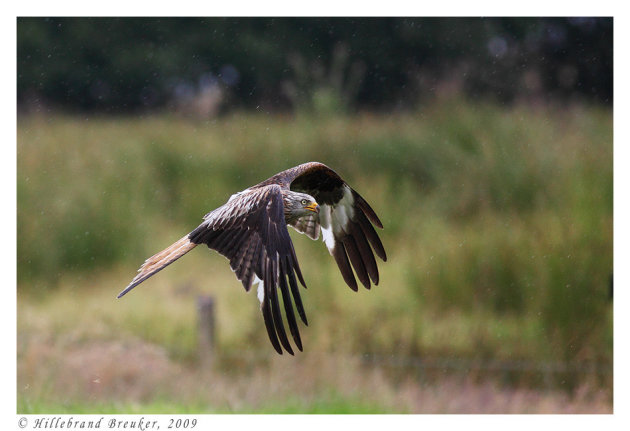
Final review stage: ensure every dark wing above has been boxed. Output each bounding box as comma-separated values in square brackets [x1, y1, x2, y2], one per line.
[188, 184, 307, 355]
[282, 162, 387, 291]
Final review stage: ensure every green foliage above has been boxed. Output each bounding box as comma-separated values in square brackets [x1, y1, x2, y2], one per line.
[234, 392, 397, 414]
[284, 43, 366, 116]
[18, 394, 397, 414]
[17, 101, 612, 389]
[17, 18, 612, 112]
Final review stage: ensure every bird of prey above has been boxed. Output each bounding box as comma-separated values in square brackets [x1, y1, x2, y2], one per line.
[118, 162, 386, 354]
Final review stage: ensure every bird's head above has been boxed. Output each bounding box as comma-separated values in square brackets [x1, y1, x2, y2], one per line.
[282, 190, 319, 223]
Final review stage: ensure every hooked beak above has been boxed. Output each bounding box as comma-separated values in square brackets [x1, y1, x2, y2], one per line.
[305, 202, 319, 213]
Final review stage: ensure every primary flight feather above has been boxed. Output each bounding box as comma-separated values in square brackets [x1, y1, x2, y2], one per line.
[118, 162, 387, 354]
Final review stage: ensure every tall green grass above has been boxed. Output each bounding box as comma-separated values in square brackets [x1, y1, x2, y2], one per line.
[17, 100, 612, 382]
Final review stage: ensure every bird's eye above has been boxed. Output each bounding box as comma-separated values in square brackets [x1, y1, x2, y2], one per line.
[301, 199, 307, 205]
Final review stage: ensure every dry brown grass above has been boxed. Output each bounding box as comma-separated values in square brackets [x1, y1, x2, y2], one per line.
[18, 331, 611, 414]
[17, 105, 613, 413]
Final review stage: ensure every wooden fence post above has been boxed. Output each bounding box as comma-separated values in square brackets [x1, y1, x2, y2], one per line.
[197, 295, 216, 368]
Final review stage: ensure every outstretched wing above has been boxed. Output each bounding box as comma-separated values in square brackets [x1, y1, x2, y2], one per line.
[279, 162, 387, 291]
[188, 184, 307, 355]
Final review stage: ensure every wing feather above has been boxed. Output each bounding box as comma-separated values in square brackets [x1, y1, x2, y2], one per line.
[353, 190, 384, 229]
[330, 241, 358, 292]
[189, 184, 307, 354]
[285, 255, 308, 325]
[349, 219, 379, 284]
[267, 257, 294, 354]
[355, 210, 387, 262]
[120, 162, 385, 355]
[279, 258, 303, 350]
[342, 234, 370, 289]
[261, 284, 282, 354]
[282, 162, 386, 292]
[291, 213, 320, 240]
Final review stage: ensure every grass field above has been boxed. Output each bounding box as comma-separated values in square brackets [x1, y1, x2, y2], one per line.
[17, 100, 613, 413]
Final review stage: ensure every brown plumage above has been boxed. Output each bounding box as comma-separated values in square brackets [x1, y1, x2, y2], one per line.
[118, 162, 386, 354]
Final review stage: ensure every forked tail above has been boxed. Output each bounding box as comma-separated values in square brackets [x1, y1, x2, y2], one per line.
[117, 235, 197, 298]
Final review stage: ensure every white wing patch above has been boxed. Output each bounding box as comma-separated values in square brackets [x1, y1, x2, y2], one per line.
[320, 220, 335, 251]
[319, 185, 354, 252]
[254, 274, 264, 304]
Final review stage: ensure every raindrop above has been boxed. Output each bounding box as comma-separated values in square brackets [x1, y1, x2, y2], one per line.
[487, 36, 508, 58]
[220, 64, 240, 86]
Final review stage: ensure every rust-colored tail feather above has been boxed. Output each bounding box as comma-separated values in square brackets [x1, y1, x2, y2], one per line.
[117, 235, 197, 298]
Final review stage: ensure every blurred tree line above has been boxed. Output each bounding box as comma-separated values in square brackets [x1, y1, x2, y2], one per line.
[17, 17, 612, 114]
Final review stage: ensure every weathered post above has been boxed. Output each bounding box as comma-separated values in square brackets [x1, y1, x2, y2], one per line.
[197, 295, 216, 368]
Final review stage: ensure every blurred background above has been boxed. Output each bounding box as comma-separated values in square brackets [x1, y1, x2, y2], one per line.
[17, 17, 613, 413]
